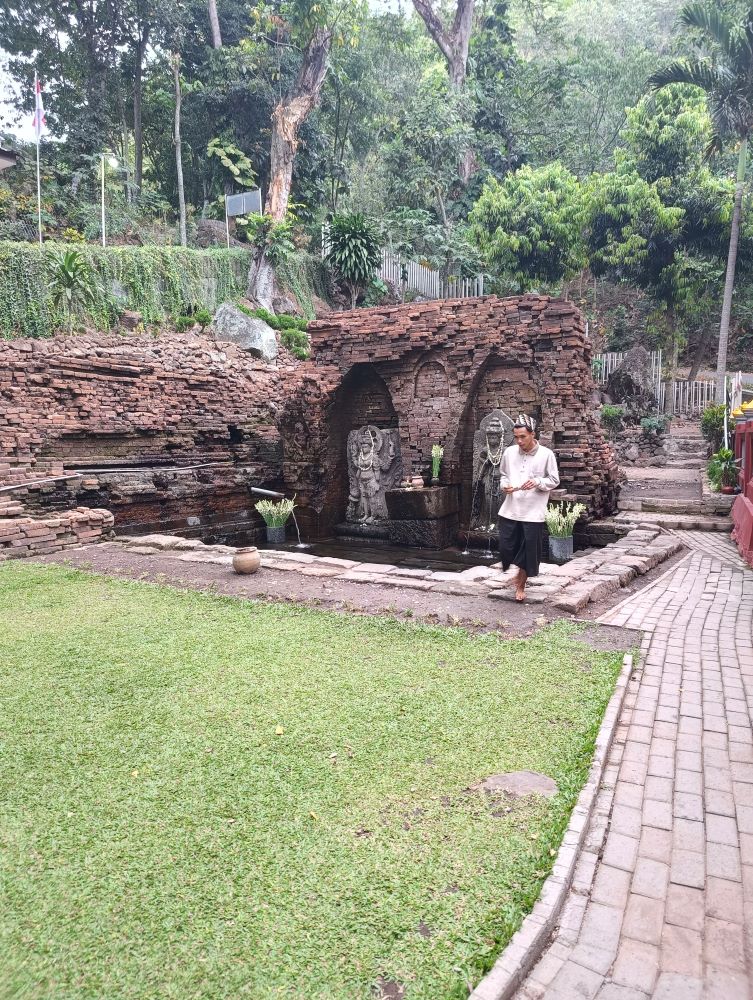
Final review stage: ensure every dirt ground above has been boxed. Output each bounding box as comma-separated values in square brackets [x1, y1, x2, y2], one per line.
[32, 540, 685, 647]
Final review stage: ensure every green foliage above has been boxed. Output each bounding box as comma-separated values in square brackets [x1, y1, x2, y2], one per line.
[325, 212, 381, 308]
[640, 414, 668, 436]
[0, 243, 250, 339]
[0, 560, 624, 1000]
[701, 403, 727, 450]
[46, 249, 101, 333]
[470, 164, 587, 291]
[175, 315, 194, 332]
[600, 404, 625, 431]
[245, 214, 296, 267]
[280, 327, 310, 359]
[707, 446, 737, 489]
[206, 138, 257, 190]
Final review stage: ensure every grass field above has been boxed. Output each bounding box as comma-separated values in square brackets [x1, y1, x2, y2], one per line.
[0, 562, 624, 1000]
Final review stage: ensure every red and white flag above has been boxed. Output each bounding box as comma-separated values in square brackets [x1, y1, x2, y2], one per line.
[32, 73, 46, 141]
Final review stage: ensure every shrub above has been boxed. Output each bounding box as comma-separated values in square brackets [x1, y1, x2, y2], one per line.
[325, 213, 381, 309]
[175, 315, 194, 332]
[280, 327, 310, 359]
[708, 447, 737, 490]
[640, 414, 668, 437]
[600, 404, 625, 432]
[701, 404, 726, 451]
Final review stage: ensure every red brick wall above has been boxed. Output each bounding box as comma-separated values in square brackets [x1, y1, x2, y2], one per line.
[307, 294, 619, 530]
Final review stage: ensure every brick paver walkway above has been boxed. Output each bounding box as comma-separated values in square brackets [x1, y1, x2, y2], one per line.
[514, 541, 753, 1000]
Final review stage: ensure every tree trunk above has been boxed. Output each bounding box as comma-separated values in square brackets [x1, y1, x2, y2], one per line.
[133, 27, 149, 194]
[207, 0, 223, 48]
[248, 26, 333, 307]
[716, 137, 748, 403]
[688, 324, 714, 383]
[172, 53, 187, 247]
[412, 0, 475, 182]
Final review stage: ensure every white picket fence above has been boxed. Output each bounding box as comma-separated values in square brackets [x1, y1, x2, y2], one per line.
[658, 379, 716, 416]
[593, 350, 663, 389]
[378, 249, 484, 300]
[321, 224, 484, 301]
[593, 350, 719, 415]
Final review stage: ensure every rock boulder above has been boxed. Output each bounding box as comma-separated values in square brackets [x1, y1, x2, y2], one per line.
[210, 303, 278, 361]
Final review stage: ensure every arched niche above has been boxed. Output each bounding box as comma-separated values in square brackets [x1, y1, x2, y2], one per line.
[320, 364, 399, 531]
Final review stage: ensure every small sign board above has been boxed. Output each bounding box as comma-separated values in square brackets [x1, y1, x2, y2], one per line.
[225, 190, 262, 217]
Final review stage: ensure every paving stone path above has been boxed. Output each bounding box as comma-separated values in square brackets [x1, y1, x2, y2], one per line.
[514, 540, 753, 999]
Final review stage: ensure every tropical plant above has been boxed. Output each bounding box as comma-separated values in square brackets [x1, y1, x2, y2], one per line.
[701, 403, 727, 451]
[325, 212, 381, 309]
[707, 446, 738, 489]
[545, 502, 587, 538]
[255, 497, 296, 527]
[46, 249, 100, 332]
[649, 3, 753, 402]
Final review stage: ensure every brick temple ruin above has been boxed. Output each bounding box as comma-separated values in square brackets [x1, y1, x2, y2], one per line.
[0, 294, 619, 559]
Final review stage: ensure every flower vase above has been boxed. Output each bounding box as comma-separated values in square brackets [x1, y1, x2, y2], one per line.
[265, 524, 286, 544]
[549, 535, 573, 564]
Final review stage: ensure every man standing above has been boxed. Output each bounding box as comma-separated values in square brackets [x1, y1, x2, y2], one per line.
[498, 413, 560, 601]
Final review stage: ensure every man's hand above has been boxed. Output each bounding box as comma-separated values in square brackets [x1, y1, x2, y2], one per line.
[503, 485, 517, 494]
[521, 479, 538, 490]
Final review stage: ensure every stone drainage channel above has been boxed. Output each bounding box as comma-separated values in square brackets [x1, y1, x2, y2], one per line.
[117, 527, 684, 613]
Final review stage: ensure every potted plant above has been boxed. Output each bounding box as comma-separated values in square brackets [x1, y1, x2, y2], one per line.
[255, 497, 296, 544]
[431, 444, 444, 486]
[708, 447, 738, 494]
[545, 501, 587, 564]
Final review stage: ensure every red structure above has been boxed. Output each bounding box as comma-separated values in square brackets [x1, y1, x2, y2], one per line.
[732, 402, 753, 567]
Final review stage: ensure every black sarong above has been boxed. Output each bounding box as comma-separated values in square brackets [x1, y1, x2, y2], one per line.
[498, 517, 544, 578]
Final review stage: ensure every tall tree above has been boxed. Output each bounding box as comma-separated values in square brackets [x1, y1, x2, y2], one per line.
[207, 0, 223, 47]
[411, 0, 474, 89]
[411, 0, 475, 181]
[650, 2, 753, 402]
[246, 0, 364, 307]
[171, 52, 188, 246]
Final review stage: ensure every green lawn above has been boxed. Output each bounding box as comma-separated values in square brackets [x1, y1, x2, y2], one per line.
[0, 562, 624, 1000]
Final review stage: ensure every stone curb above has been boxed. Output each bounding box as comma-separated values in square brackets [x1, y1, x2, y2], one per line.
[468, 649, 636, 1000]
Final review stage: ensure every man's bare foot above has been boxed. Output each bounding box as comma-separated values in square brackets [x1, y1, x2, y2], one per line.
[515, 585, 526, 602]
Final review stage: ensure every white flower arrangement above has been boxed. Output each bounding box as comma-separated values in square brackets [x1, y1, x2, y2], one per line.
[545, 502, 586, 538]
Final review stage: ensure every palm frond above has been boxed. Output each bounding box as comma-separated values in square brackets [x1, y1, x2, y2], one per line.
[679, 2, 735, 55]
[649, 59, 723, 93]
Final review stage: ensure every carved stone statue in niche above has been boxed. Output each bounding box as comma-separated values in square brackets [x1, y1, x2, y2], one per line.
[346, 425, 402, 522]
[471, 410, 514, 530]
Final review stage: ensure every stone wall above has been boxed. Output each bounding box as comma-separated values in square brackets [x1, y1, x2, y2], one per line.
[0, 332, 300, 541]
[306, 294, 619, 534]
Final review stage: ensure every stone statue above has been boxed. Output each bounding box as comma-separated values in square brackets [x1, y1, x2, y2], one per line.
[471, 410, 514, 530]
[346, 425, 402, 522]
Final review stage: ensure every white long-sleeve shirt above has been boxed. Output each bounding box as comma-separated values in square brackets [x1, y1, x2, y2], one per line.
[497, 443, 560, 523]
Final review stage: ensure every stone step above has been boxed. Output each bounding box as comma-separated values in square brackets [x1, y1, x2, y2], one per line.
[666, 458, 707, 469]
[614, 510, 732, 532]
[618, 497, 727, 516]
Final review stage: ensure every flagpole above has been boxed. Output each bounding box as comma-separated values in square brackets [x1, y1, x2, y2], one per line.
[34, 71, 42, 244]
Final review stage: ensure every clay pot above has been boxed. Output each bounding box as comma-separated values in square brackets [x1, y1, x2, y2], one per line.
[431, 477, 440, 487]
[721, 485, 736, 495]
[232, 546, 261, 574]
[411, 475, 425, 489]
